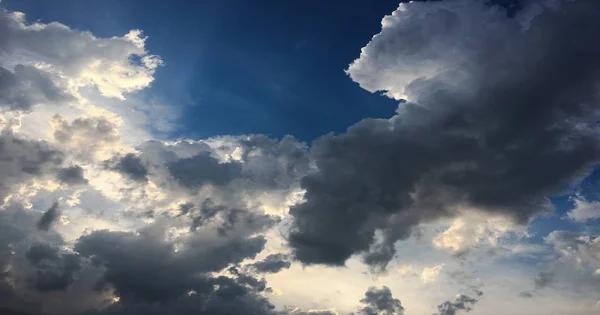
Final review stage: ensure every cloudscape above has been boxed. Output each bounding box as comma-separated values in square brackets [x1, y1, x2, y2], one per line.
[0, 0, 599, 314]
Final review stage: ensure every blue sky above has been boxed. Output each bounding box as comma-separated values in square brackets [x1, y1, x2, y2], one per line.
[4, 0, 403, 141]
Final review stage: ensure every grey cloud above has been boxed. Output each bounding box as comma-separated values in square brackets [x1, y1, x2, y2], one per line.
[141, 135, 310, 192]
[71, 217, 278, 315]
[0, 203, 76, 313]
[0, 65, 69, 111]
[0, 132, 64, 204]
[74, 206, 274, 304]
[105, 153, 148, 182]
[248, 254, 291, 274]
[56, 165, 88, 185]
[52, 115, 119, 152]
[168, 153, 242, 188]
[25, 243, 81, 291]
[534, 271, 554, 289]
[289, 0, 600, 268]
[435, 294, 478, 315]
[358, 286, 404, 315]
[36, 202, 60, 232]
[238, 135, 311, 189]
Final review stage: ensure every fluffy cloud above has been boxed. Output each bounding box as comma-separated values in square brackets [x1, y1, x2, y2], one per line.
[356, 286, 404, 315]
[421, 264, 445, 284]
[567, 197, 600, 222]
[289, 0, 600, 269]
[0, 10, 161, 100]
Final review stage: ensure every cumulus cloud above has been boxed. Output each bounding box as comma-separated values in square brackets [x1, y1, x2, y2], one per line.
[289, 0, 600, 268]
[0, 10, 162, 100]
[357, 286, 404, 315]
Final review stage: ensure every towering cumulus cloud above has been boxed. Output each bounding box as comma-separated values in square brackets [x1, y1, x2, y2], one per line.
[289, 0, 600, 268]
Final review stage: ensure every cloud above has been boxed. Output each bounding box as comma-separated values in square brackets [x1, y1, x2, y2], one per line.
[36, 201, 61, 231]
[545, 231, 600, 271]
[51, 114, 121, 160]
[168, 153, 243, 189]
[0, 10, 162, 100]
[421, 264, 444, 284]
[56, 165, 88, 185]
[0, 131, 64, 204]
[248, 254, 292, 274]
[104, 153, 148, 182]
[534, 271, 555, 289]
[357, 286, 404, 315]
[567, 197, 600, 222]
[0, 65, 71, 111]
[289, 0, 600, 268]
[435, 294, 479, 315]
[432, 211, 520, 256]
[25, 243, 81, 291]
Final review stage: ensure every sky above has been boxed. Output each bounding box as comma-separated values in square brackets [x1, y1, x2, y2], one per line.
[0, 0, 599, 315]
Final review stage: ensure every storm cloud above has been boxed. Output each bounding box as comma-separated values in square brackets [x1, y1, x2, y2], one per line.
[289, 0, 600, 268]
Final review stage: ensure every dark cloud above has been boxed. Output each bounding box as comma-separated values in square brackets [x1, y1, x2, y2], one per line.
[357, 286, 404, 315]
[70, 213, 280, 315]
[74, 205, 274, 304]
[105, 153, 148, 182]
[168, 153, 242, 188]
[248, 254, 291, 274]
[0, 65, 69, 111]
[25, 243, 81, 291]
[435, 294, 478, 315]
[56, 165, 88, 185]
[289, 0, 600, 268]
[36, 202, 60, 232]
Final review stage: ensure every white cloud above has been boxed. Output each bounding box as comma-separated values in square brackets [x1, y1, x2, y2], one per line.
[421, 264, 445, 284]
[433, 211, 522, 255]
[567, 197, 600, 222]
[0, 11, 162, 100]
